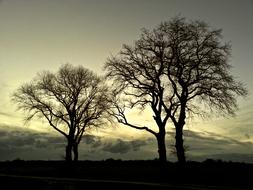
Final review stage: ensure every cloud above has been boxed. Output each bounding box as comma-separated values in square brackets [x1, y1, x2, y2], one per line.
[102, 139, 132, 154]
[0, 124, 65, 160]
[0, 123, 149, 160]
[1, 122, 253, 162]
[166, 129, 253, 162]
[11, 136, 36, 147]
[82, 134, 102, 148]
[0, 130, 8, 136]
[46, 136, 65, 148]
[131, 140, 147, 151]
[101, 139, 147, 154]
[0, 125, 64, 149]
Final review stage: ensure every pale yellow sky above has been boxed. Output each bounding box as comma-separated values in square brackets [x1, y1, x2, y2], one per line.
[0, 0, 252, 161]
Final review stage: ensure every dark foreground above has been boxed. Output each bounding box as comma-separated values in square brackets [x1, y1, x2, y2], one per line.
[0, 160, 252, 190]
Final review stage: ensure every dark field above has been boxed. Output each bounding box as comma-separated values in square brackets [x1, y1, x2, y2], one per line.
[0, 160, 252, 190]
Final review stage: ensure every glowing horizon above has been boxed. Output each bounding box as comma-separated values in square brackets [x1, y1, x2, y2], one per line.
[0, 0, 252, 161]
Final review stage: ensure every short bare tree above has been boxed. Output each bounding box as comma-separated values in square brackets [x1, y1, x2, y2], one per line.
[13, 64, 110, 162]
[105, 17, 247, 163]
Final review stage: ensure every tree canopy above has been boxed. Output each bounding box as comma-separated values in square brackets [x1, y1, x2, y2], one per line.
[13, 64, 110, 161]
[105, 17, 248, 163]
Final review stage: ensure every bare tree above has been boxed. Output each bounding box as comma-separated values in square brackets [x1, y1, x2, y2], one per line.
[105, 35, 171, 163]
[161, 17, 247, 163]
[105, 17, 247, 163]
[13, 64, 110, 162]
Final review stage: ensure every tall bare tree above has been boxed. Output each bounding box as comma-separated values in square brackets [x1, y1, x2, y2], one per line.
[13, 64, 110, 162]
[105, 17, 247, 163]
[105, 34, 172, 163]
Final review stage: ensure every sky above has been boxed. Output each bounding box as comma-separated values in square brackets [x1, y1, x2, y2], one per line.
[0, 0, 253, 162]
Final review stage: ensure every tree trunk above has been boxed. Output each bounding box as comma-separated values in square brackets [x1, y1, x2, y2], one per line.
[73, 142, 79, 162]
[65, 141, 72, 162]
[66, 128, 75, 162]
[175, 126, 186, 163]
[156, 130, 167, 163]
[174, 98, 187, 164]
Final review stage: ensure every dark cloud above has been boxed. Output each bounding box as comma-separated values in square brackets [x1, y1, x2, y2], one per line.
[82, 135, 102, 148]
[0, 130, 8, 136]
[0, 126, 65, 149]
[101, 139, 147, 154]
[131, 140, 147, 151]
[102, 139, 132, 154]
[166, 130, 253, 162]
[184, 130, 252, 149]
[46, 136, 65, 148]
[34, 140, 48, 148]
[0, 124, 66, 160]
[0, 124, 148, 160]
[11, 136, 36, 147]
[0, 123, 253, 162]
[91, 140, 102, 148]
[167, 129, 252, 149]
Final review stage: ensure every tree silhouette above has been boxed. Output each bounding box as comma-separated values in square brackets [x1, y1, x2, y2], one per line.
[105, 17, 247, 163]
[13, 64, 110, 162]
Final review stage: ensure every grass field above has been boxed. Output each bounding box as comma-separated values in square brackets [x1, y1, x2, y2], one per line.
[0, 159, 252, 189]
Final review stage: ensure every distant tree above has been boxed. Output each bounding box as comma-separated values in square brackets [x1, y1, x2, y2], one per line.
[105, 17, 247, 163]
[13, 64, 110, 162]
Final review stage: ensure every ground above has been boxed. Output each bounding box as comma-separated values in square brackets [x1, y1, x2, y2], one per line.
[0, 159, 252, 190]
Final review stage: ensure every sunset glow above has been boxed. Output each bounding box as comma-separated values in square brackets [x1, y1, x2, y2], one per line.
[0, 0, 252, 162]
